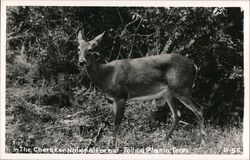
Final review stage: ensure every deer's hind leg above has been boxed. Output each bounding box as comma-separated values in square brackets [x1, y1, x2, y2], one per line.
[163, 91, 181, 140]
[175, 94, 205, 146]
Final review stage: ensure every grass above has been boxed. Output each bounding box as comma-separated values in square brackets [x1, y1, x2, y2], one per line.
[5, 86, 243, 154]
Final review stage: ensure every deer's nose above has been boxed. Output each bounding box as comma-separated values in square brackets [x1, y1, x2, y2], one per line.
[78, 60, 86, 67]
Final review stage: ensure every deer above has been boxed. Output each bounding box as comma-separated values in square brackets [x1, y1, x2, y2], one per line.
[77, 31, 205, 147]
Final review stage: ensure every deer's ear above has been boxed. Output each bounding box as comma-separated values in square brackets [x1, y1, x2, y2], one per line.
[77, 31, 83, 41]
[89, 32, 105, 46]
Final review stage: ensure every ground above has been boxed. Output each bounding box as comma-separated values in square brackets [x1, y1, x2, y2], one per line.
[5, 87, 243, 154]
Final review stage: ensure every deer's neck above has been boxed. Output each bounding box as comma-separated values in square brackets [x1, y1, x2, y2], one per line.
[85, 58, 113, 90]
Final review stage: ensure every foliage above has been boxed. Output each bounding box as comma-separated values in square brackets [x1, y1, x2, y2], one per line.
[5, 6, 243, 153]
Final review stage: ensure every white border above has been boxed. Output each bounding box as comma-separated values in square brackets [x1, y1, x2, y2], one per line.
[1, 1, 249, 160]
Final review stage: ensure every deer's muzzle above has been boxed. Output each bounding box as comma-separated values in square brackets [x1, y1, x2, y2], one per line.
[78, 60, 86, 67]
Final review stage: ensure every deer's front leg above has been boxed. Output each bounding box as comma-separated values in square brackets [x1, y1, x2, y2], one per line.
[112, 98, 126, 147]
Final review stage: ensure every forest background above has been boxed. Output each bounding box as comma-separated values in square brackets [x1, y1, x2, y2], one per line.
[5, 7, 244, 154]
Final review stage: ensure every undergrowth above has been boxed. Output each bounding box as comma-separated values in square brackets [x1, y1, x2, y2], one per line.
[5, 86, 243, 154]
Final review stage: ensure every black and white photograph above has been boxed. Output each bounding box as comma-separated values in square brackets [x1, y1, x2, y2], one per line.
[0, 0, 249, 159]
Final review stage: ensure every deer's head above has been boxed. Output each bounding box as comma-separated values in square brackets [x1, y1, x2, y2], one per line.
[77, 31, 105, 67]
